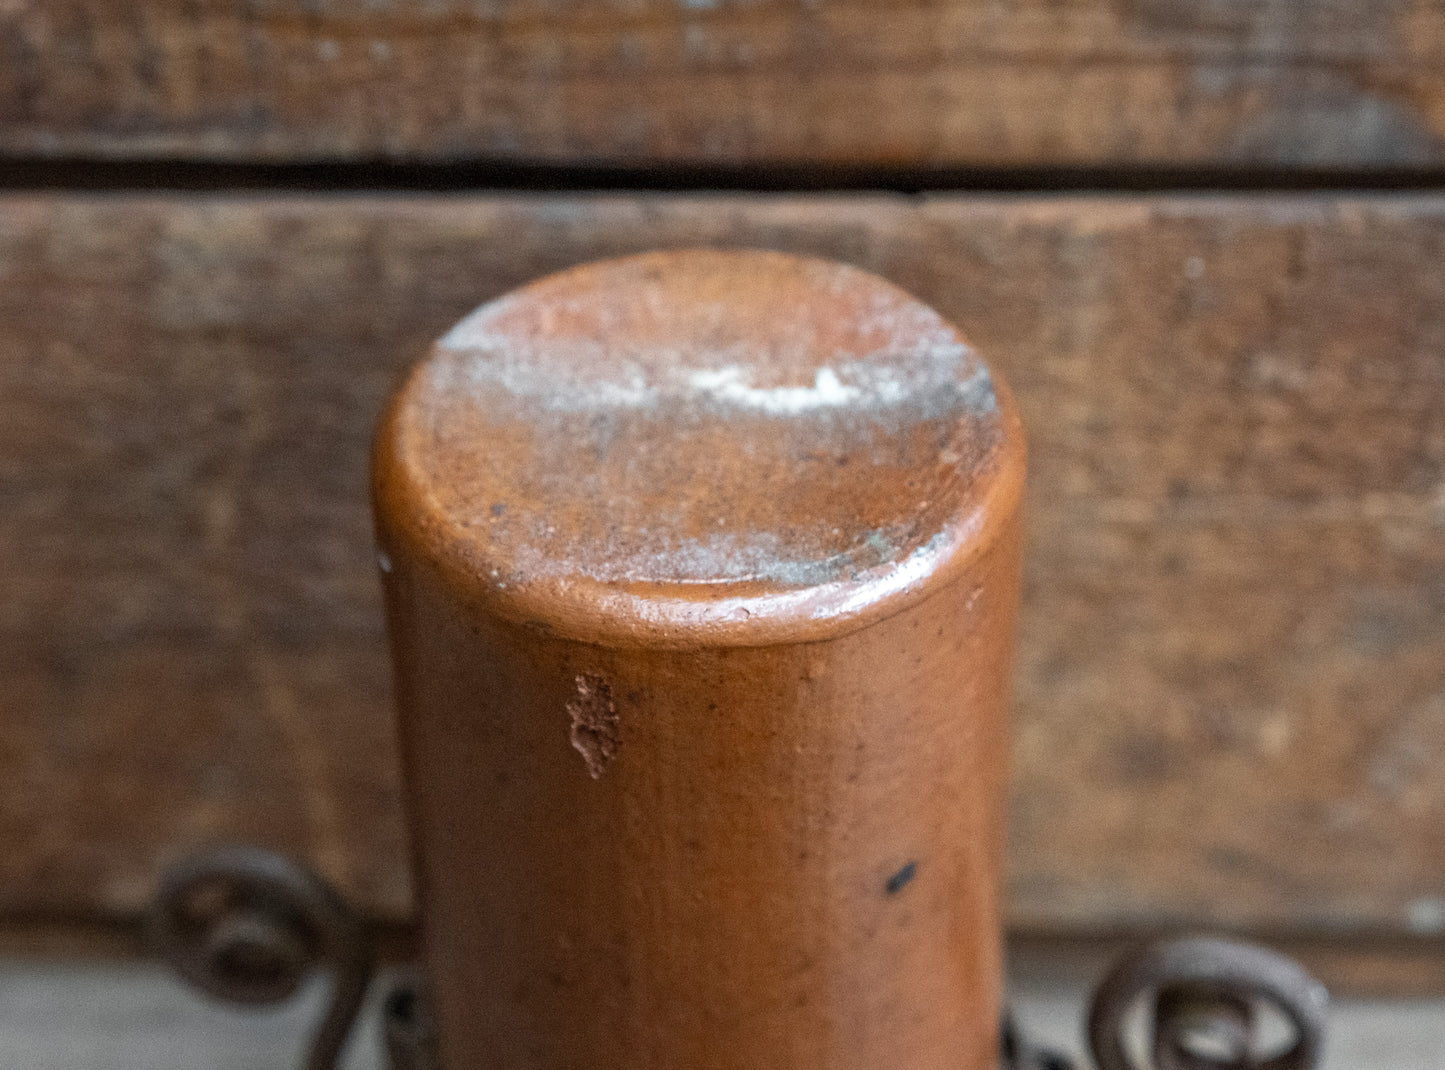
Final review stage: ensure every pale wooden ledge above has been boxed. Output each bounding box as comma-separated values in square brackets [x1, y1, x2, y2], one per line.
[1, 951, 1443, 1069]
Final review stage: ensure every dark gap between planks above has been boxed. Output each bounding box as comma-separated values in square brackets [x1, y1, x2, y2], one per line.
[4, 157, 1445, 194]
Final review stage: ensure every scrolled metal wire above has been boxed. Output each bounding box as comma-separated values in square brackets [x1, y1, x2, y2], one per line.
[144, 854, 1329, 1070]
[1087, 936, 1328, 1070]
[148, 844, 374, 1070]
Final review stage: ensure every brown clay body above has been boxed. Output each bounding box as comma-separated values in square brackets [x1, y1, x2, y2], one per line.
[373, 250, 1025, 1070]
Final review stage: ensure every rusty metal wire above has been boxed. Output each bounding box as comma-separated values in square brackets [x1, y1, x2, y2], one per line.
[1087, 936, 1328, 1070]
[148, 845, 374, 1070]
[143, 850, 1330, 1070]
[376, 936, 1331, 1070]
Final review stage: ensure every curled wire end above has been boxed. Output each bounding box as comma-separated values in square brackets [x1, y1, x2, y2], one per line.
[148, 845, 374, 1070]
[1087, 935, 1328, 1070]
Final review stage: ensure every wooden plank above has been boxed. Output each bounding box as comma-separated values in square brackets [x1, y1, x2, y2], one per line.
[1, 192, 1443, 937]
[4, 1, 1445, 168]
[0, 959, 389, 1069]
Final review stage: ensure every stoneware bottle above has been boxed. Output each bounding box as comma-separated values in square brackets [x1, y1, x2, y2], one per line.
[373, 249, 1025, 1070]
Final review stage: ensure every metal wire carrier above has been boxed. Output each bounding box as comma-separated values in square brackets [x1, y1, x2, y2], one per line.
[149, 846, 1331, 1070]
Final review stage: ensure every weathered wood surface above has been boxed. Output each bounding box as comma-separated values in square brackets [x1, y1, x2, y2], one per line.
[5, 1, 1445, 168]
[0, 959, 390, 1069]
[2, 193, 1443, 936]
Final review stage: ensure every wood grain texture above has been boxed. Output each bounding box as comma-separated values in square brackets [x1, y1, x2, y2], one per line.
[2, 193, 1443, 937]
[5, 1, 1445, 168]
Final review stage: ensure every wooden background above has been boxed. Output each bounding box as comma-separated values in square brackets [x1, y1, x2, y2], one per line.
[5, 0, 1445, 169]
[1, 0, 1444, 952]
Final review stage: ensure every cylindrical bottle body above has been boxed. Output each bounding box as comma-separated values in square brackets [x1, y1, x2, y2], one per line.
[377, 508, 1020, 1070]
[373, 249, 1025, 1070]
